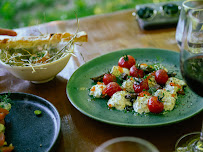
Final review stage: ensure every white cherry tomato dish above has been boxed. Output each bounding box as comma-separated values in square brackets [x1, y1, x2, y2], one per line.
[89, 55, 186, 114]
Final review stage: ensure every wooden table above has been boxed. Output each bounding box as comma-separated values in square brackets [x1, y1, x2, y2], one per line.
[0, 9, 202, 152]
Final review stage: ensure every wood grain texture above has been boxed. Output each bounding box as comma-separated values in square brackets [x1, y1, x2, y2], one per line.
[0, 9, 202, 152]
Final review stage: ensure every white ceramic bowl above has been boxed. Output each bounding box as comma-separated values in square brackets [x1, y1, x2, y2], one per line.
[0, 48, 73, 83]
[94, 136, 159, 152]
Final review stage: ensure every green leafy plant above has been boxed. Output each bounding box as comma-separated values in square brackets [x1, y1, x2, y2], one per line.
[0, 0, 179, 29]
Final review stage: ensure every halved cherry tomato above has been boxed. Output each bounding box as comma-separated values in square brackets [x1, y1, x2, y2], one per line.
[0, 132, 5, 146]
[102, 82, 122, 97]
[138, 91, 151, 97]
[0, 146, 14, 152]
[0, 108, 9, 115]
[130, 65, 144, 78]
[0, 120, 5, 125]
[133, 79, 149, 93]
[0, 113, 6, 121]
[103, 73, 117, 85]
[118, 55, 136, 69]
[155, 69, 168, 85]
[170, 82, 181, 89]
[148, 96, 164, 113]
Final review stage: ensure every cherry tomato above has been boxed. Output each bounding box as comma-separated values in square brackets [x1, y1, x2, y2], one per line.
[0, 146, 14, 152]
[0, 119, 5, 125]
[102, 82, 122, 97]
[118, 55, 136, 69]
[148, 96, 164, 113]
[130, 65, 144, 78]
[103, 73, 117, 85]
[0, 108, 9, 115]
[0, 132, 5, 146]
[155, 69, 168, 85]
[0, 113, 6, 121]
[133, 79, 149, 93]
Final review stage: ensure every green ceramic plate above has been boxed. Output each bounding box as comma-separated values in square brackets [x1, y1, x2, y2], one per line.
[66, 48, 203, 127]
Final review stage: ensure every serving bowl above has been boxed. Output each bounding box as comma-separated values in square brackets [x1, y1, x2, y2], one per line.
[0, 48, 73, 83]
[0, 31, 87, 83]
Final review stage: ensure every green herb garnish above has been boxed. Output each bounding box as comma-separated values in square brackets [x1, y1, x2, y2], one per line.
[156, 56, 164, 62]
[34, 110, 42, 116]
[148, 87, 157, 95]
[123, 55, 128, 61]
[0, 94, 11, 103]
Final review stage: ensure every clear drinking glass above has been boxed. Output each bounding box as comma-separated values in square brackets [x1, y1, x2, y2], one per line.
[175, 7, 203, 152]
[176, 0, 203, 47]
[94, 137, 159, 152]
[175, 132, 202, 152]
[180, 8, 203, 97]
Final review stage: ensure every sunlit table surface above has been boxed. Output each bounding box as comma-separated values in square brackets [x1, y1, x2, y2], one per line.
[0, 9, 202, 152]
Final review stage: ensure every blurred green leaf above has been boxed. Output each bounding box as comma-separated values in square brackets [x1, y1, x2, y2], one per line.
[74, 0, 87, 9]
[0, 1, 17, 20]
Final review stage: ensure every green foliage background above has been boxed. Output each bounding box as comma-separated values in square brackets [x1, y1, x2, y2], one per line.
[0, 0, 179, 29]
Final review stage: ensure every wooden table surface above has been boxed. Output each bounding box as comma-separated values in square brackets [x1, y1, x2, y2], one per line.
[0, 9, 202, 152]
